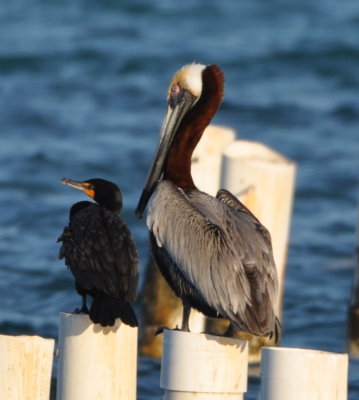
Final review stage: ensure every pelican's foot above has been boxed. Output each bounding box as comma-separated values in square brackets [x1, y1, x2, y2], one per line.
[222, 323, 235, 337]
[155, 325, 190, 335]
[154, 326, 169, 335]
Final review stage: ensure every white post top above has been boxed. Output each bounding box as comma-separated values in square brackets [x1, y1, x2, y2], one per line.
[260, 347, 348, 400]
[222, 140, 292, 164]
[160, 329, 248, 395]
[57, 312, 137, 400]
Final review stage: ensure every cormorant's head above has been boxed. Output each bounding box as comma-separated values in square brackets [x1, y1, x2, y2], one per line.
[61, 178, 123, 214]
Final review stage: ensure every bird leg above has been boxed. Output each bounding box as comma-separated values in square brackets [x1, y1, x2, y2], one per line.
[222, 322, 235, 337]
[74, 282, 89, 314]
[75, 294, 89, 314]
[181, 300, 191, 332]
[154, 301, 192, 334]
[80, 294, 89, 313]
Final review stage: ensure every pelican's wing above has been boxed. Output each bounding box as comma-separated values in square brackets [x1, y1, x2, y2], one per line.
[147, 181, 277, 335]
[58, 204, 138, 300]
[216, 189, 278, 306]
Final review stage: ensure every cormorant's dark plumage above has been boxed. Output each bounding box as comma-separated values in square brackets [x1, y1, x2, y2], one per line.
[58, 178, 139, 327]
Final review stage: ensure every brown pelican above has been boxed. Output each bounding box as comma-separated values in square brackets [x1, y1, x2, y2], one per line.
[136, 63, 279, 339]
[58, 178, 139, 327]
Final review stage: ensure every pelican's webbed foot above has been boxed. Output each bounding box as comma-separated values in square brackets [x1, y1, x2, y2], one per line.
[155, 324, 191, 335]
[222, 322, 235, 337]
[154, 326, 169, 335]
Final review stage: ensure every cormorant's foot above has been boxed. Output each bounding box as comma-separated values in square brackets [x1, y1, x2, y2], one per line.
[74, 307, 89, 314]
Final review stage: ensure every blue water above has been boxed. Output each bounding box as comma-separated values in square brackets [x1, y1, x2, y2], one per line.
[1, 0, 358, 398]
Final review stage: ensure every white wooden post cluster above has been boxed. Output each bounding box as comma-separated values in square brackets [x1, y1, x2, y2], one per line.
[0, 126, 350, 399]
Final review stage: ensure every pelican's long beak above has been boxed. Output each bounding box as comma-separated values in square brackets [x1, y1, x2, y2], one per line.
[61, 178, 95, 199]
[135, 90, 197, 218]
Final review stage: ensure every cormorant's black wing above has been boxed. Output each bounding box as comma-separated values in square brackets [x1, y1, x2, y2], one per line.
[58, 203, 138, 300]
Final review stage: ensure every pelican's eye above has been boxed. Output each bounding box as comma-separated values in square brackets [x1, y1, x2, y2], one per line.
[169, 83, 185, 108]
[171, 83, 181, 96]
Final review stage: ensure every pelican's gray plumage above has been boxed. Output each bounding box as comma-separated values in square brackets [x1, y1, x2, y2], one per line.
[136, 63, 279, 339]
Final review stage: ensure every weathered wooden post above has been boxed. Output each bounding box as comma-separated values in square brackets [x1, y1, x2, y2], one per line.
[56, 312, 137, 400]
[0, 334, 54, 400]
[347, 203, 359, 355]
[160, 330, 248, 399]
[139, 125, 235, 358]
[260, 347, 348, 400]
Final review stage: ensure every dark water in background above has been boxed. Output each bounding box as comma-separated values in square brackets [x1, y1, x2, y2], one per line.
[0, 0, 358, 398]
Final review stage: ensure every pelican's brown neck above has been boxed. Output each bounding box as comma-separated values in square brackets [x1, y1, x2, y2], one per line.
[163, 65, 224, 189]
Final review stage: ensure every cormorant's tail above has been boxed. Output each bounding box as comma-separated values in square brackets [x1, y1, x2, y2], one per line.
[89, 296, 138, 327]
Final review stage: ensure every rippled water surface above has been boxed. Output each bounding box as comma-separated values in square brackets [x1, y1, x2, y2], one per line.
[1, 1, 358, 398]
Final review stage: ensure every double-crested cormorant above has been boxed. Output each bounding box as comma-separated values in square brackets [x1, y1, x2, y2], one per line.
[136, 63, 279, 340]
[58, 178, 139, 327]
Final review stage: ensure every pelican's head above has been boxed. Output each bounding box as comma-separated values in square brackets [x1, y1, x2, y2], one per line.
[136, 63, 222, 219]
[167, 63, 206, 103]
[155, 63, 206, 144]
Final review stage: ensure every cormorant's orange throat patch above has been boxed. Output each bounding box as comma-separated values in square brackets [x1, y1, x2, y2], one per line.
[84, 189, 95, 199]
[82, 183, 95, 199]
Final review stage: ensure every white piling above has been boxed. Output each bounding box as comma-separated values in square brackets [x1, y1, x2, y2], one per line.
[160, 330, 248, 399]
[221, 140, 296, 316]
[0, 334, 54, 400]
[260, 347, 348, 400]
[56, 312, 137, 400]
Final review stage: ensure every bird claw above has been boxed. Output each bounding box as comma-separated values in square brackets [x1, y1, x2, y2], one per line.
[155, 325, 190, 335]
[174, 325, 184, 331]
[154, 326, 169, 335]
[222, 323, 235, 337]
[74, 307, 89, 314]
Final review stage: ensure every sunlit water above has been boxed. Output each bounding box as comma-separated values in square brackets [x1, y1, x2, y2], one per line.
[0, 1, 358, 398]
